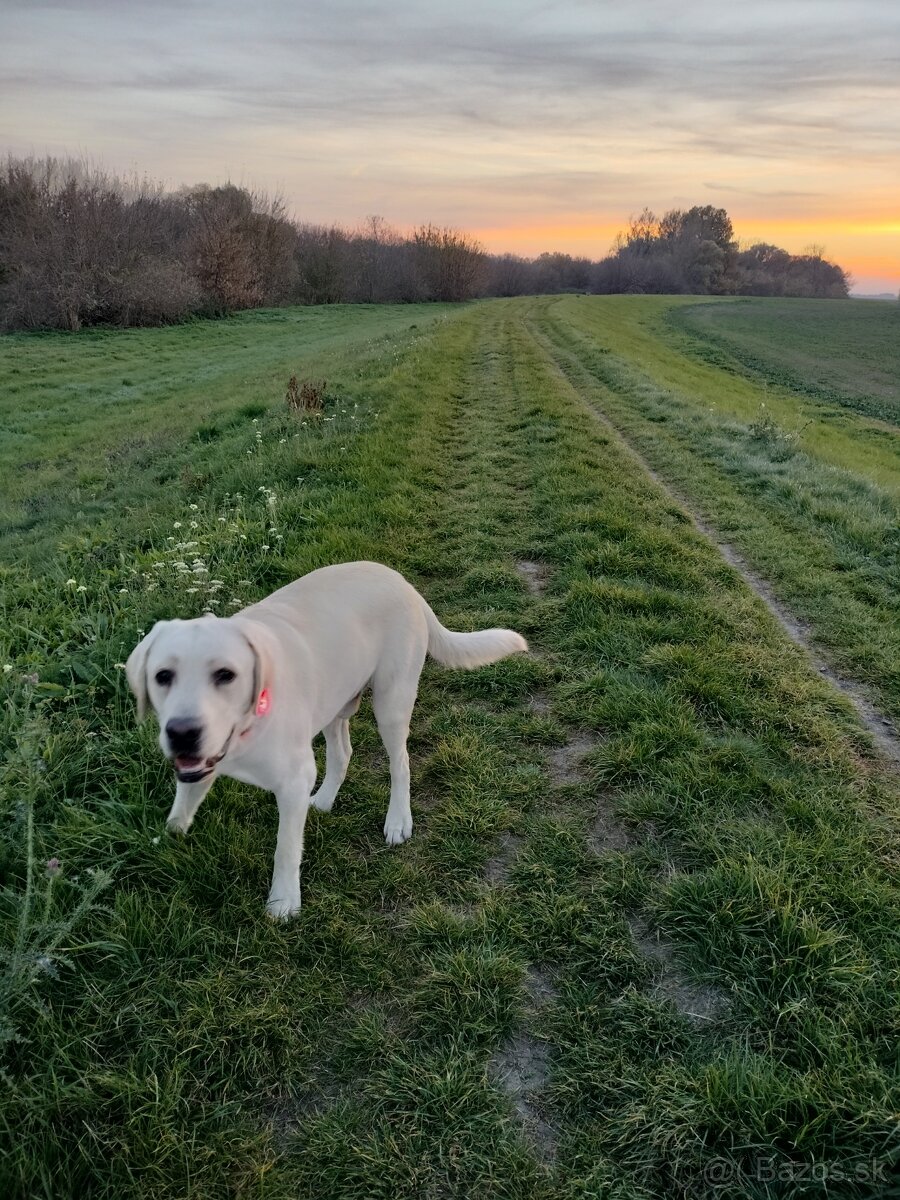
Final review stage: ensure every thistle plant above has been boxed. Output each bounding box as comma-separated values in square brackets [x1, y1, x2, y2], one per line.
[0, 702, 113, 1055]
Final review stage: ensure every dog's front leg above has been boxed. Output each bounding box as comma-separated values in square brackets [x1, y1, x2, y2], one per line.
[267, 751, 317, 921]
[166, 775, 215, 834]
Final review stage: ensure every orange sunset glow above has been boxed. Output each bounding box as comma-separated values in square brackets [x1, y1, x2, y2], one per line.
[3, 1, 899, 293]
[471, 217, 900, 293]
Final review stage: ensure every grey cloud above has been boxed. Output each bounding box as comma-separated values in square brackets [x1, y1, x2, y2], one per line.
[701, 182, 824, 200]
[2, 0, 899, 234]
[7, 2, 900, 127]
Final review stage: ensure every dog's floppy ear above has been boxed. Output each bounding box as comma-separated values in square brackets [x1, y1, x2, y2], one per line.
[125, 622, 167, 723]
[230, 616, 278, 713]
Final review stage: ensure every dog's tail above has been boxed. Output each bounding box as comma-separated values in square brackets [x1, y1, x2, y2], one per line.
[422, 603, 528, 669]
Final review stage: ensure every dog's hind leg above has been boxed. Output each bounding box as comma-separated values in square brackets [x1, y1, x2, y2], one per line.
[373, 680, 419, 846]
[310, 714, 353, 813]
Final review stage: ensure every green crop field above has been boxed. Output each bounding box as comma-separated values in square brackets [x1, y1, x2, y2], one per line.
[1, 297, 898, 1199]
[673, 297, 900, 426]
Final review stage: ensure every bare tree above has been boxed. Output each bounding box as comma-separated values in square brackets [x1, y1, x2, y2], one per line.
[0, 157, 203, 329]
[412, 225, 486, 301]
[294, 223, 351, 304]
[484, 253, 534, 296]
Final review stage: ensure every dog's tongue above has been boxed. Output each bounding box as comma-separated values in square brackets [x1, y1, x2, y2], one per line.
[175, 754, 203, 771]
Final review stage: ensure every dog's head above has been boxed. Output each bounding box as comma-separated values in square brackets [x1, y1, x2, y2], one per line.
[126, 615, 275, 781]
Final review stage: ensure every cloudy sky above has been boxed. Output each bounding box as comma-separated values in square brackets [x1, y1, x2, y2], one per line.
[3, 0, 899, 291]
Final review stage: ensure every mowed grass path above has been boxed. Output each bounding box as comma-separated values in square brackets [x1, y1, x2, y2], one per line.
[2, 301, 899, 1198]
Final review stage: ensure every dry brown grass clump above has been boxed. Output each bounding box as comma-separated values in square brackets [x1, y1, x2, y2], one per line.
[285, 376, 326, 413]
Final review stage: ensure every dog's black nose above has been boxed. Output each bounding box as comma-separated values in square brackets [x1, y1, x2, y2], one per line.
[165, 719, 203, 754]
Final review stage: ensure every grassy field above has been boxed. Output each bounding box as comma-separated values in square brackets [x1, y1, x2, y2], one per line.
[532, 295, 900, 727]
[1, 298, 898, 1198]
[0, 303, 457, 563]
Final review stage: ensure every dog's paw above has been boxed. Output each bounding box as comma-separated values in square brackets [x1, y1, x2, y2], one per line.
[384, 813, 413, 845]
[310, 790, 334, 813]
[165, 814, 192, 835]
[266, 892, 302, 921]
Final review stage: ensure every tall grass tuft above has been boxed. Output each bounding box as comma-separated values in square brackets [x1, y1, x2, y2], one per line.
[0, 699, 113, 1055]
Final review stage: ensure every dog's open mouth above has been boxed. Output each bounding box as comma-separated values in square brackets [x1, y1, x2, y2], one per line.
[171, 728, 234, 783]
[173, 754, 214, 782]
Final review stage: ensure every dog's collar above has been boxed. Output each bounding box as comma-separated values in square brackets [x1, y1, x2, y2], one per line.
[237, 688, 273, 744]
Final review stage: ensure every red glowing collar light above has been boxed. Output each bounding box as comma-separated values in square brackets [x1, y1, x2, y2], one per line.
[255, 688, 272, 717]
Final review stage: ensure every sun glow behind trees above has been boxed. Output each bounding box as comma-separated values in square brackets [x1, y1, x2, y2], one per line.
[0, 159, 852, 332]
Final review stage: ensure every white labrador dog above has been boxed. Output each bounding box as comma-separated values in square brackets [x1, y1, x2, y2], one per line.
[127, 561, 527, 918]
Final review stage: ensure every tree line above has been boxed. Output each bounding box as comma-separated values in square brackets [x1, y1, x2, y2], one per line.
[591, 206, 850, 299]
[0, 158, 850, 331]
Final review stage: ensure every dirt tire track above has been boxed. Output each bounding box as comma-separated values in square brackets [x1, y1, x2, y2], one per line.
[526, 313, 900, 768]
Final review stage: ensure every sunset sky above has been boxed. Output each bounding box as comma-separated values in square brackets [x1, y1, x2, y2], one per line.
[3, 0, 899, 293]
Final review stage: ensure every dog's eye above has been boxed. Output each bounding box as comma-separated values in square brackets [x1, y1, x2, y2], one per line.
[155, 669, 174, 687]
[213, 668, 236, 686]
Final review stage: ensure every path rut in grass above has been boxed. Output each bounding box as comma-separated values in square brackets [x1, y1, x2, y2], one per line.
[431, 315, 562, 1159]
[525, 305, 900, 768]
[434, 310, 735, 1162]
